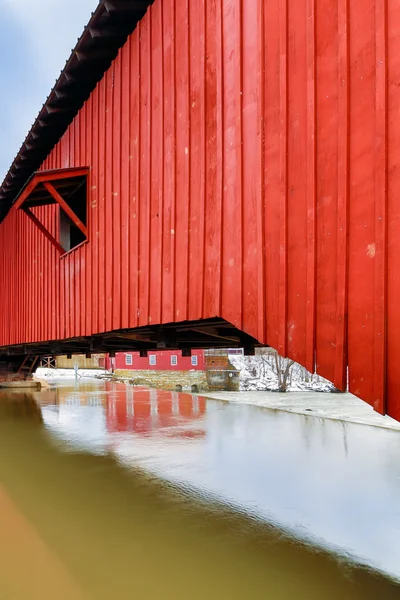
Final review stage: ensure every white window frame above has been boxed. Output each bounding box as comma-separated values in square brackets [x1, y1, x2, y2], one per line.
[125, 354, 133, 366]
[149, 354, 156, 366]
[171, 355, 178, 366]
[191, 355, 198, 367]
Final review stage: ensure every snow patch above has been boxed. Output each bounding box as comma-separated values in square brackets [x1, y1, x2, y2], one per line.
[35, 368, 110, 380]
[229, 354, 335, 393]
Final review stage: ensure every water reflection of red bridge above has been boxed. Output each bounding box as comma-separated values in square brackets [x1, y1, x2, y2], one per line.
[106, 384, 206, 439]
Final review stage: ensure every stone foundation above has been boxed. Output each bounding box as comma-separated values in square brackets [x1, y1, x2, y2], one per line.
[206, 369, 240, 392]
[113, 369, 209, 392]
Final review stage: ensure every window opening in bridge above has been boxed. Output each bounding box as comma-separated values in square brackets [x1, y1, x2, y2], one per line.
[149, 355, 156, 366]
[59, 178, 87, 252]
[125, 354, 133, 366]
[171, 355, 178, 366]
[191, 355, 198, 367]
[13, 167, 89, 256]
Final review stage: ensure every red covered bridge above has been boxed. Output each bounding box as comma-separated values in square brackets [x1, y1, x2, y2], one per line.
[0, 0, 399, 420]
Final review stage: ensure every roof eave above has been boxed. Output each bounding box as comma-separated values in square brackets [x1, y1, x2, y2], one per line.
[0, 0, 154, 222]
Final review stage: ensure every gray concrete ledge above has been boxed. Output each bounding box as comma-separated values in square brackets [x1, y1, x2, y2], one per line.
[0, 380, 41, 390]
[201, 390, 400, 431]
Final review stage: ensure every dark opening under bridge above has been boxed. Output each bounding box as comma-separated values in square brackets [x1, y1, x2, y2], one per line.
[0, 0, 399, 420]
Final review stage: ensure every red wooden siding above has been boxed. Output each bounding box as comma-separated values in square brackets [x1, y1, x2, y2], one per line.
[0, 0, 399, 419]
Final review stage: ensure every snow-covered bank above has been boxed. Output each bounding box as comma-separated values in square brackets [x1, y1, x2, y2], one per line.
[35, 367, 110, 380]
[229, 353, 335, 392]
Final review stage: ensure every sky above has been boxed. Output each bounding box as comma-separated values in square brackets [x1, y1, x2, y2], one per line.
[0, 0, 99, 182]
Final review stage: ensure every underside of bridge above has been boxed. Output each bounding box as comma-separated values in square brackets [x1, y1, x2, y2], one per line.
[0, 318, 260, 372]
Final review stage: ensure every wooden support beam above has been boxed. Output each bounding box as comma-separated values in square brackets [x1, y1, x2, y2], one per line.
[88, 27, 119, 38]
[45, 105, 70, 115]
[13, 178, 40, 209]
[74, 49, 113, 62]
[43, 181, 88, 237]
[191, 327, 240, 343]
[54, 90, 69, 99]
[22, 208, 65, 254]
[14, 168, 87, 209]
[39, 168, 89, 182]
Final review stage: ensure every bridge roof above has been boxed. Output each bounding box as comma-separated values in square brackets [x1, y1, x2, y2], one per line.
[0, 0, 154, 222]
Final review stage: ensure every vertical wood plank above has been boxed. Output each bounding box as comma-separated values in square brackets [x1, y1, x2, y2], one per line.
[85, 101, 92, 338]
[98, 79, 107, 333]
[278, 0, 288, 356]
[188, 0, 206, 322]
[139, 12, 152, 327]
[264, 0, 280, 351]
[112, 52, 122, 332]
[129, 27, 140, 329]
[149, 1, 164, 325]
[306, 0, 316, 372]
[286, 0, 308, 365]
[91, 90, 100, 335]
[203, 0, 222, 318]
[257, 0, 266, 344]
[335, 0, 349, 390]
[242, 0, 263, 340]
[220, 0, 242, 329]
[162, 0, 176, 324]
[80, 106, 87, 337]
[386, 0, 400, 421]
[347, 0, 376, 404]
[373, 0, 388, 412]
[175, 0, 190, 322]
[105, 68, 114, 332]
[120, 41, 131, 330]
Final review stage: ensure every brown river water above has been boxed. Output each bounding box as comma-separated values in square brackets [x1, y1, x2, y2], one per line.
[0, 380, 399, 599]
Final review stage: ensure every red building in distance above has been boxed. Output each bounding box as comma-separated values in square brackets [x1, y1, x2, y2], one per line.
[106, 349, 206, 372]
